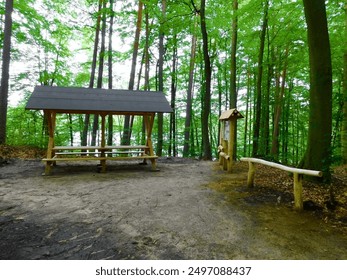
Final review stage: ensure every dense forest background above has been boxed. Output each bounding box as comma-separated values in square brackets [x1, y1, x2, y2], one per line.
[0, 0, 345, 174]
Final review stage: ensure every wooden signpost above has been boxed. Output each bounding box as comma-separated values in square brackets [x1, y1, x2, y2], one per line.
[218, 109, 244, 173]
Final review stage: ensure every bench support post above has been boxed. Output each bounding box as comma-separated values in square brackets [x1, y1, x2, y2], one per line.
[247, 161, 255, 188]
[99, 114, 107, 173]
[44, 110, 56, 175]
[293, 173, 303, 211]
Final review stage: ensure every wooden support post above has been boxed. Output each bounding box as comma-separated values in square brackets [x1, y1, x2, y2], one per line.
[247, 161, 255, 188]
[44, 111, 56, 175]
[219, 122, 224, 166]
[144, 114, 157, 171]
[222, 140, 228, 170]
[227, 119, 235, 173]
[293, 173, 303, 211]
[100, 114, 107, 173]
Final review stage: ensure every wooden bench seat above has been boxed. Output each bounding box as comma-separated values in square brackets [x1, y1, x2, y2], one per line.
[44, 144, 157, 174]
[52, 145, 149, 150]
[54, 151, 146, 156]
[42, 155, 158, 162]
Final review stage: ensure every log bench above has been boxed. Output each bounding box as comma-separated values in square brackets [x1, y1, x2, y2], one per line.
[240, 157, 323, 211]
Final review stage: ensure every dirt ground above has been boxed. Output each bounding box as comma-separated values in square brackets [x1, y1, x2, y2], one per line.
[1, 152, 347, 260]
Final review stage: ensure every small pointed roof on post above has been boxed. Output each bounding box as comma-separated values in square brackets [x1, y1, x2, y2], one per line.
[219, 108, 244, 120]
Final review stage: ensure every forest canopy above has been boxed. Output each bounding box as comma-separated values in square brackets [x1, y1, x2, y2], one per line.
[0, 0, 345, 174]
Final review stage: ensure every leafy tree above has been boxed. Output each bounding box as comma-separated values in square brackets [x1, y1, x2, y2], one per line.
[301, 0, 332, 180]
[0, 0, 13, 144]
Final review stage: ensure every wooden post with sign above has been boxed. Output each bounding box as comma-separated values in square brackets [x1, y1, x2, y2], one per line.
[218, 109, 243, 173]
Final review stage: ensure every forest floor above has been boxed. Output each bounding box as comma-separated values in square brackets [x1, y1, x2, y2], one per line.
[0, 145, 347, 259]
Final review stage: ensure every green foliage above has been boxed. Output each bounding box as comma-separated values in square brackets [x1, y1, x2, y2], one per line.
[3, 0, 345, 165]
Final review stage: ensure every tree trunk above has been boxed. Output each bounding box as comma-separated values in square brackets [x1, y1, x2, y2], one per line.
[156, 0, 166, 156]
[229, 0, 238, 160]
[301, 0, 332, 181]
[243, 68, 251, 156]
[0, 0, 13, 144]
[183, 19, 198, 157]
[122, 1, 143, 145]
[342, 0, 347, 163]
[169, 35, 177, 157]
[252, 0, 268, 157]
[91, 0, 107, 147]
[107, 0, 115, 146]
[200, 0, 212, 160]
[82, 0, 102, 146]
[144, 6, 150, 91]
[271, 47, 289, 159]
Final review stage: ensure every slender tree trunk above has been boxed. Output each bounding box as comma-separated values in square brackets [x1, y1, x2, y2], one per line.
[271, 47, 289, 159]
[230, 0, 238, 160]
[243, 69, 251, 156]
[140, 6, 151, 145]
[68, 114, 73, 146]
[252, 0, 268, 157]
[301, 0, 332, 181]
[144, 6, 150, 91]
[169, 35, 177, 157]
[82, 0, 102, 146]
[0, 0, 13, 144]
[156, 0, 166, 156]
[200, 0, 212, 160]
[342, 0, 347, 163]
[91, 0, 107, 147]
[183, 20, 198, 157]
[122, 1, 143, 145]
[260, 38, 273, 156]
[107, 0, 115, 146]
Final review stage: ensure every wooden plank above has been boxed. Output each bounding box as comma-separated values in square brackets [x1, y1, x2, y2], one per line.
[105, 156, 158, 161]
[42, 155, 158, 162]
[53, 146, 102, 150]
[104, 145, 149, 149]
[53, 145, 149, 150]
[54, 152, 100, 155]
[43, 157, 103, 161]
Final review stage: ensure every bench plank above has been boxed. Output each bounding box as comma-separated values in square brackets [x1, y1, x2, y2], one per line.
[42, 155, 158, 162]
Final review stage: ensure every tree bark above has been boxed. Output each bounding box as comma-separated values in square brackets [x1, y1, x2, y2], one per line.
[122, 1, 143, 145]
[271, 47, 289, 159]
[156, 0, 166, 156]
[230, 0, 238, 160]
[82, 0, 102, 146]
[0, 0, 14, 144]
[200, 0, 212, 160]
[183, 20, 198, 157]
[107, 0, 115, 146]
[91, 0, 107, 147]
[301, 0, 332, 181]
[252, 0, 268, 157]
[169, 34, 177, 157]
[341, 0, 347, 163]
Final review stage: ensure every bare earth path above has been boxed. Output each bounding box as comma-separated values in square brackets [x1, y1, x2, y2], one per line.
[1, 158, 346, 259]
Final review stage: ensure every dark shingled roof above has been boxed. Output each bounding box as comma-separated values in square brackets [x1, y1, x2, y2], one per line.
[25, 86, 173, 114]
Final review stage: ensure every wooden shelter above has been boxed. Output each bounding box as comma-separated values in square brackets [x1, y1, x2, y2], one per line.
[25, 86, 173, 175]
[218, 108, 244, 172]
